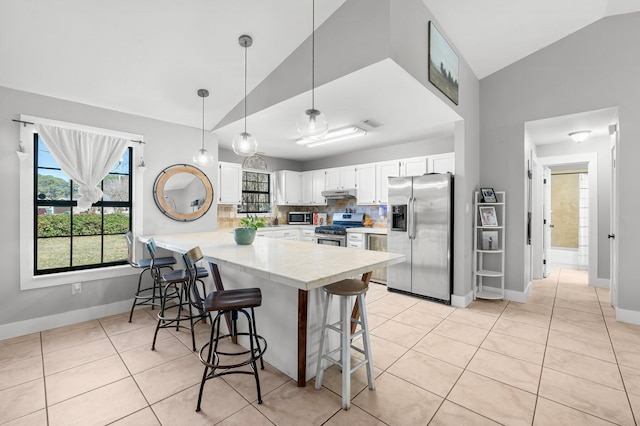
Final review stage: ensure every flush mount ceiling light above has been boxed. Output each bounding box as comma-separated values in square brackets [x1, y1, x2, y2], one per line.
[193, 89, 213, 167]
[232, 35, 258, 157]
[297, 126, 366, 148]
[568, 130, 591, 143]
[296, 0, 328, 141]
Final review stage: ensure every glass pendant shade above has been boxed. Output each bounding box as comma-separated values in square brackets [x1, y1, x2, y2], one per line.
[193, 148, 213, 166]
[297, 108, 328, 140]
[232, 132, 257, 156]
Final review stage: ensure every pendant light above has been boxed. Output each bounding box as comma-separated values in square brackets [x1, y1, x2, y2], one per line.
[232, 35, 258, 157]
[193, 89, 213, 167]
[296, 0, 328, 140]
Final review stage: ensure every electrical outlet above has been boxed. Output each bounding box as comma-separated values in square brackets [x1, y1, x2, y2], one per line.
[71, 282, 82, 295]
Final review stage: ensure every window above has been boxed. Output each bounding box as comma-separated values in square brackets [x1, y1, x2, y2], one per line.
[34, 134, 132, 275]
[239, 170, 270, 214]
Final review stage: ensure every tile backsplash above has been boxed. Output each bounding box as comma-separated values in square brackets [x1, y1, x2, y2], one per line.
[217, 200, 387, 228]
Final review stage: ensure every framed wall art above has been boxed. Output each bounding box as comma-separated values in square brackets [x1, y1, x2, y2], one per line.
[428, 21, 459, 105]
[479, 206, 498, 227]
[480, 188, 497, 203]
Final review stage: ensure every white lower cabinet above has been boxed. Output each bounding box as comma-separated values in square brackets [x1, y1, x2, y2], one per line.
[347, 232, 365, 249]
[300, 229, 315, 243]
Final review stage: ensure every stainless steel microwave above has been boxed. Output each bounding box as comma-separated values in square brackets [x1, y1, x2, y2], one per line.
[288, 212, 312, 224]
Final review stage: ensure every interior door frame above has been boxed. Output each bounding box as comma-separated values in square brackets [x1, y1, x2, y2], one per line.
[530, 151, 544, 279]
[610, 126, 619, 307]
[536, 152, 599, 286]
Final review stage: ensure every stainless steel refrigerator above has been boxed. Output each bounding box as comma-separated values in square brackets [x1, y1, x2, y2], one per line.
[387, 173, 453, 303]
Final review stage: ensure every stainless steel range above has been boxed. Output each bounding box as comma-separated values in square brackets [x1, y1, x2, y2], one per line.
[314, 213, 364, 247]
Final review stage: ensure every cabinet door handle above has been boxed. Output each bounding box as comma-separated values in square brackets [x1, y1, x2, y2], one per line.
[608, 234, 615, 239]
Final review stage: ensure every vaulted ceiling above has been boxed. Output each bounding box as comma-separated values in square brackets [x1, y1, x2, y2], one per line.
[1, 0, 637, 160]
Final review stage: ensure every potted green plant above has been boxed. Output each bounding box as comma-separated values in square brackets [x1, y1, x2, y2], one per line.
[233, 215, 266, 245]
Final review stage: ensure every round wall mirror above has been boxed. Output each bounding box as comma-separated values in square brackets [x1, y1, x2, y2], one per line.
[153, 164, 214, 222]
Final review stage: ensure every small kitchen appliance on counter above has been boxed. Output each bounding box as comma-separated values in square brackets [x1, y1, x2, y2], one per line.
[314, 213, 364, 247]
[288, 212, 312, 225]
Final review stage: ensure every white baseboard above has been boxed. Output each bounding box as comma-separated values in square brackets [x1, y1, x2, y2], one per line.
[616, 307, 640, 326]
[0, 299, 133, 341]
[451, 291, 473, 308]
[593, 278, 610, 289]
[503, 281, 532, 303]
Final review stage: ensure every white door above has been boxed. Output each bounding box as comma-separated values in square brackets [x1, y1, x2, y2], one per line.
[542, 167, 551, 277]
[610, 133, 618, 307]
[218, 162, 242, 204]
[531, 152, 544, 279]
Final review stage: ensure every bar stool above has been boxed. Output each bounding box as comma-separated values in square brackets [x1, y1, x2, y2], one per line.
[150, 243, 210, 352]
[315, 279, 375, 410]
[125, 232, 177, 323]
[196, 276, 267, 411]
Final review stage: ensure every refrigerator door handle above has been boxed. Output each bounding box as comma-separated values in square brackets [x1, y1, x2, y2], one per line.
[407, 196, 414, 239]
[411, 196, 417, 239]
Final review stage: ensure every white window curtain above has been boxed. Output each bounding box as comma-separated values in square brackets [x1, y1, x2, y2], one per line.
[35, 123, 130, 210]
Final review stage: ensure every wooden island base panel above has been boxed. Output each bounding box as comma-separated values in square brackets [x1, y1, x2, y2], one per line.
[139, 231, 404, 387]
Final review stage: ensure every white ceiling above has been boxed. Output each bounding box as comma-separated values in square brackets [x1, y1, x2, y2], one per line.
[1, 1, 638, 161]
[424, 0, 640, 79]
[525, 107, 618, 146]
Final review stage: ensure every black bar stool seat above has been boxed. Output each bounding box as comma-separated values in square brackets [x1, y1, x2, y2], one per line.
[151, 244, 210, 352]
[196, 283, 267, 411]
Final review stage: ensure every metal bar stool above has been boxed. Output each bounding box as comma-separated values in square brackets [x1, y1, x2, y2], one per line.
[196, 272, 267, 411]
[126, 232, 177, 323]
[150, 243, 210, 352]
[315, 279, 375, 410]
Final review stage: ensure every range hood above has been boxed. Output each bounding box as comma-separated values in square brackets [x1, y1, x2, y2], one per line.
[321, 188, 357, 199]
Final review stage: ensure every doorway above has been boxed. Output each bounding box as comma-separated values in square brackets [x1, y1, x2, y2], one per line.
[538, 153, 598, 285]
[548, 167, 589, 270]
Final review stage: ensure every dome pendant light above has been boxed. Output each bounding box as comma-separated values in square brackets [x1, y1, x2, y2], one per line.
[232, 35, 258, 157]
[296, 0, 328, 140]
[193, 89, 213, 167]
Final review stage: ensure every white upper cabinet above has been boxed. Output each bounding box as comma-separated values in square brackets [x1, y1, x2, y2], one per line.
[275, 170, 302, 205]
[429, 152, 455, 174]
[325, 166, 356, 190]
[218, 161, 242, 204]
[355, 164, 377, 205]
[301, 170, 326, 205]
[375, 161, 400, 204]
[401, 156, 428, 177]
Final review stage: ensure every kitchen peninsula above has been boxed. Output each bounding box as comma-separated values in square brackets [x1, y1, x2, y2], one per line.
[139, 231, 405, 386]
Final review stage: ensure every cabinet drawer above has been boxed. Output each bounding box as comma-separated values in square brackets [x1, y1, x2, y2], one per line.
[302, 229, 315, 237]
[348, 241, 364, 249]
[347, 233, 364, 242]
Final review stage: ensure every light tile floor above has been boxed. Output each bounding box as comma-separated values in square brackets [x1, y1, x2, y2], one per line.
[1, 268, 639, 425]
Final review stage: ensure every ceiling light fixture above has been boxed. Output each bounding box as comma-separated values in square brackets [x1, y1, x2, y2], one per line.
[193, 89, 213, 167]
[568, 130, 591, 143]
[300, 126, 366, 148]
[296, 0, 328, 140]
[232, 35, 258, 157]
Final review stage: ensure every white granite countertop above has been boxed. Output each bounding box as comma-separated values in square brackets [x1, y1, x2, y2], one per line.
[346, 227, 388, 235]
[140, 231, 404, 291]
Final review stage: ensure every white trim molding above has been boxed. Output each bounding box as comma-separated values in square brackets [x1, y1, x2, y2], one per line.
[452, 291, 473, 308]
[0, 299, 133, 341]
[616, 307, 640, 326]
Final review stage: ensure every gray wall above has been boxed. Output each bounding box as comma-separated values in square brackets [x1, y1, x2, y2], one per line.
[536, 136, 611, 278]
[302, 134, 453, 170]
[219, 148, 302, 172]
[0, 85, 218, 327]
[480, 12, 639, 310]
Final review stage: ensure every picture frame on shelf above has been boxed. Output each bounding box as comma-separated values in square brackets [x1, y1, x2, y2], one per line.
[481, 230, 499, 250]
[480, 188, 497, 203]
[479, 206, 498, 226]
[428, 21, 459, 105]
